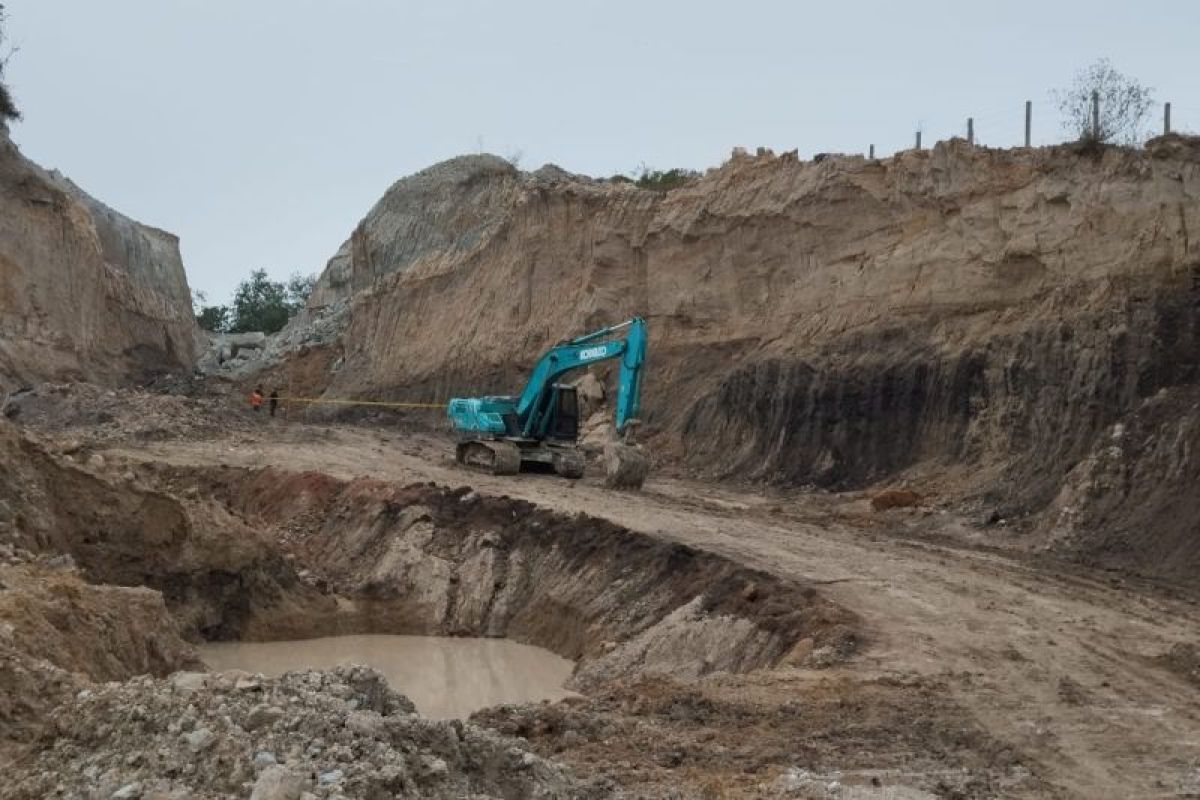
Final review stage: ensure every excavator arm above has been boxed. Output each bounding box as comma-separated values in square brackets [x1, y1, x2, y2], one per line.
[514, 317, 646, 438]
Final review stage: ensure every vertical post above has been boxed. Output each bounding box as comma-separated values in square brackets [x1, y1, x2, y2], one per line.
[915, 130, 922, 150]
[1024, 101, 1032, 147]
[967, 117, 974, 145]
[1165, 102, 1172, 134]
[869, 143, 875, 159]
[1091, 90, 1100, 141]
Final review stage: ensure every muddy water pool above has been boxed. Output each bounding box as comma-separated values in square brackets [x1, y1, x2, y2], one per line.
[199, 634, 577, 719]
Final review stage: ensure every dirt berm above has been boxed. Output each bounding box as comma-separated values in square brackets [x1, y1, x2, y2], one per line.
[255, 136, 1200, 587]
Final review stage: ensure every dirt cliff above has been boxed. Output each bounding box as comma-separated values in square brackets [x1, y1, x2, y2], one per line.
[269, 137, 1200, 582]
[0, 131, 200, 392]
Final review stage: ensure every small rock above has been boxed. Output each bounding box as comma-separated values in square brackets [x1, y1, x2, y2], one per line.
[245, 703, 286, 730]
[250, 766, 308, 800]
[317, 769, 345, 786]
[253, 751, 278, 769]
[345, 710, 385, 738]
[182, 727, 215, 752]
[170, 672, 207, 696]
[235, 675, 263, 691]
[111, 783, 142, 800]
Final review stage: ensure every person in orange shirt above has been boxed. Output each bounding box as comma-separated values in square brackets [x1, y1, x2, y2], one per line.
[249, 387, 264, 412]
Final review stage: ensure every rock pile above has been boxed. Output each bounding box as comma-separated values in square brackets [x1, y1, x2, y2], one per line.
[3, 383, 232, 446]
[10, 666, 592, 799]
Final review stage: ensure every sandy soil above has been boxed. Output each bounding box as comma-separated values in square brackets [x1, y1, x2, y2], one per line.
[101, 422, 1200, 799]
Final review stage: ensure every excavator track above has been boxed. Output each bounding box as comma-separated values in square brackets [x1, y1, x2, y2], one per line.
[552, 448, 586, 479]
[456, 440, 522, 476]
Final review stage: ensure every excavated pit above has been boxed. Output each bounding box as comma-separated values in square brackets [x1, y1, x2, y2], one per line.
[0, 416, 857, 712]
[155, 465, 859, 689]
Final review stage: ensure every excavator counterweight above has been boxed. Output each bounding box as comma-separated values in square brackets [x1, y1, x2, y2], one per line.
[447, 317, 649, 489]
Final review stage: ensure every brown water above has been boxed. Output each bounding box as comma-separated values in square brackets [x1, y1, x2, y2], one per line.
[199, 635, 577, 719]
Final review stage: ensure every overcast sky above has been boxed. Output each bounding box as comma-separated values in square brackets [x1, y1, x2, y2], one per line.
[4, 1, 1198, 302]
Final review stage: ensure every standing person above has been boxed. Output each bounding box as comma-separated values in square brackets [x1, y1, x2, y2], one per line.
[249, 386, 264, 413]
[268, 389, 279, 418]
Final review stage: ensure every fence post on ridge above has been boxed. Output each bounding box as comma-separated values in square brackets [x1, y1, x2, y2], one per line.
[1024, 101, 1032, 147]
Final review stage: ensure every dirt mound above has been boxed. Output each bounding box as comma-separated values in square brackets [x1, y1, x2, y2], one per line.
[0, 550, 199, 744]
[870, 489, 923, 511]
[475, 675, 1033, 798]
[3, 382, 238, 447]
[9, 665, 594, 799]
[0, 131, 199, 392]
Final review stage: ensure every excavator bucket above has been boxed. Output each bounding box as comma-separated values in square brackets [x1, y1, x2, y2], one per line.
[603, 442, 648, 489]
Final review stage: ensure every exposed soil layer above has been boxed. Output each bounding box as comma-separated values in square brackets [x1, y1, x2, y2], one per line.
[0, 419, 323, 641]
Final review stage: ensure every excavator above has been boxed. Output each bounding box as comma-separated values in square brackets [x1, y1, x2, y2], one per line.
[447, 317, 649, 489]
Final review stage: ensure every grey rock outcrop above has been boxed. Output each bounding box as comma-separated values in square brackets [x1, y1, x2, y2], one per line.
[0, 131, 200, 391]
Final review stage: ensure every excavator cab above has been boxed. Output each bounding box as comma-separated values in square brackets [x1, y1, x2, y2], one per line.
[544, 384, 579, 442]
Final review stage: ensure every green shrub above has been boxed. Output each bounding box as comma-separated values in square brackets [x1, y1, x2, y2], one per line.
[634, 167, 700, 192]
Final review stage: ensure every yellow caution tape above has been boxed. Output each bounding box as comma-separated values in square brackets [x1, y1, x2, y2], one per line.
[278, 396, 446, 409]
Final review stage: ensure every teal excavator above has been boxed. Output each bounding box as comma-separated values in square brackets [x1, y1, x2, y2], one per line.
[447, 317, 649, 489]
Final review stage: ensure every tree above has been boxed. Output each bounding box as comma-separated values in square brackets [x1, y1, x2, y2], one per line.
[285, 272, 316, 308]
[224, 269, 316, 334]
[192, 289, 230, 333]
[228, 270, 290, 333]
[1054, 59, 1154, 146]
[196, 305, 230, 333]
[0, 3, 20, 122]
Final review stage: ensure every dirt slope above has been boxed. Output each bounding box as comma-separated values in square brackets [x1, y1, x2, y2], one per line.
[263, 137, 1200, 583]
[0, 131, 200, 391]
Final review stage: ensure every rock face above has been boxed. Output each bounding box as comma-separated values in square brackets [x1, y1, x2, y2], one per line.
[0, 131, 200, 391]
[272, 137, 1200, 579]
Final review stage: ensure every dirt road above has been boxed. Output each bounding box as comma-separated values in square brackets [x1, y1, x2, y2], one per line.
[106, 425, 1200, 798]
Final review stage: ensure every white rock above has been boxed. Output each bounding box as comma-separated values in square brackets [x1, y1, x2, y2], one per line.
[250, 766, 308, 800]
[110, 783, 142, 800]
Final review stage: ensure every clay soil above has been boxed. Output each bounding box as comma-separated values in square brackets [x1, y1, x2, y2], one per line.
[63, 406, 1198, 800]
